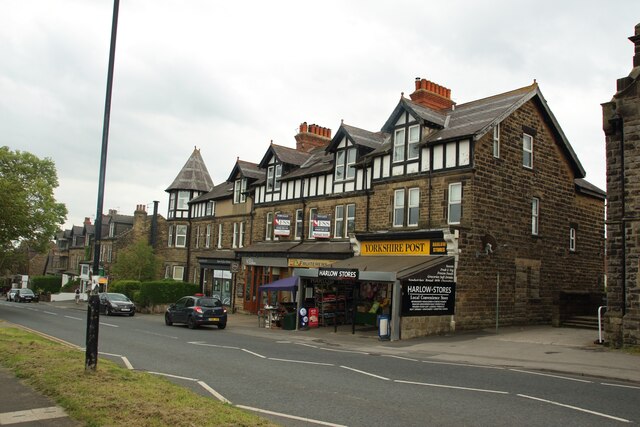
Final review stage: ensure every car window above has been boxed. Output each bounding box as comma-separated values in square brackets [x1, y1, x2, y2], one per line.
[175, 297, 188, 308]
[108, 294, 129, 302]
[198, 298, 222, 308]
[20, 289, 34, 295]
[185, 298, 194, 308]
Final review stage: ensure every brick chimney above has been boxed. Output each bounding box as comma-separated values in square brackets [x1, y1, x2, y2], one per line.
[133, 204, 148, 237]
[84, 217, 92, 226]
[630, 23, 640, 68]
[295, 122, 332, 152]
[409, 77, 455, 111]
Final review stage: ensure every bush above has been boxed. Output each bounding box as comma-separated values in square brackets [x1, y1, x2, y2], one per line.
[110, 280, 141, 300]
[137, 280, 199, 306]
[30, 276, 62, 294]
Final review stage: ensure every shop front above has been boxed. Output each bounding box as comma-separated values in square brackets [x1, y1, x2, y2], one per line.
[197, 255, 238, 308]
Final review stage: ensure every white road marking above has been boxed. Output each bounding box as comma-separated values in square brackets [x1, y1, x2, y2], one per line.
[601, 382, 640, 390]
[340, 365, 390, 381]
[197, 380, 231, 403]
[269, 358, 334, 366]
[395, 379, 509, 394]
[99, 351, 135, 370]
[509, 369, 592, 383]
[99, 322, 118, 328]
[517, 394, 630, 423]
[134, 329, 179, 339]
[43, 311, 57, 315]
[64, 315, 83, 321]
[0, 406, 68, 425]
[188, 341, 240, 349]
[147, 371, 198, 381]
[382, 354, 419, 362]
[236, 405, 347, 427]
[422, 360, 504, 370]
[294, 343, 319, 349]
[242, 349, 266, 358]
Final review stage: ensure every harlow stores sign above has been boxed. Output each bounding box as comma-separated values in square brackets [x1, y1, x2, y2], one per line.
[401, 259, 456, 316]
[360, 239, 447, 256]
[318, 268, 359, 280]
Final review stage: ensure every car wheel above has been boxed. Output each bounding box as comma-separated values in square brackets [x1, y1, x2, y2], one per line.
[218, 323, 226, 330]
[164, 313, 173, 326]
[187, 316, 197, 329]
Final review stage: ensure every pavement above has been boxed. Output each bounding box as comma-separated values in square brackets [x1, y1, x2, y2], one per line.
[1, 300, 638, 425]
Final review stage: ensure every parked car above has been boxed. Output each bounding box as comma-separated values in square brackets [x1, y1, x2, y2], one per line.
[14, 288, 38, 303]
[165, 295, 227, 329]
[6, 289, 18, 302]
[99, 293, 135, 316]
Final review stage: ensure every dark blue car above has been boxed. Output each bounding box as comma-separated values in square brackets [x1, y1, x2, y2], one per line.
[165, 295, 227, 329]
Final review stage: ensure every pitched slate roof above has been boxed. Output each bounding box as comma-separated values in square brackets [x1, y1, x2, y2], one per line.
[327, 123, 388, 152]
[227, 159, 263, 182]
[575, 178, 606, 199]
[281, 147, 334, 180]
[258, 143, 312, 168]
[189, 181, 234, 203]
[166, 148, 214, 192]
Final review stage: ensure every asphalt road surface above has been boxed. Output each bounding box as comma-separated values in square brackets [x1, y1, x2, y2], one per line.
[1, 301, 638, 426]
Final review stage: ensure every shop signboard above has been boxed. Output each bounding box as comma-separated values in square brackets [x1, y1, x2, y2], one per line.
[288, 258, 335, 268]
[311, 214, 331, 239]
[318, 268, 359, 280]
[401, 259, 456, 316]
[274, 213, 291, 236]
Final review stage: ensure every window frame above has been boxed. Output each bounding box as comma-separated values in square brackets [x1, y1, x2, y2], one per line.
[205, 224, 211, 248]
[523, 133, 533, 169]
[265, 212, 274, 240]
[393, 128, 406, 163]
[177, 191, 190, 210]
[295, 209, 303, 240]
[493, 123, 500, 158]
[393, 189, 405, 228]
[168, 225, 174, 247]
[408, 188, 420, 227]
[569, 227, 576, 252]
[407, 125, 420, 160]
[334, 205, 345, 238]
[346, 204, 356, 235]
[447, 183, 462, 225]
[239, 222, 245, 248]
[531, 197, 540, 236]
[195, 225, 200, 248]
[172, 266, 184, 281]
[308, 208, 318, 239]
[175, 225, 188, 248]
[217, 224, 223, 249]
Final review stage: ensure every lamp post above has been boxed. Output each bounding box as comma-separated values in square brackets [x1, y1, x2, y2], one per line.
[86, 0, 120, 371]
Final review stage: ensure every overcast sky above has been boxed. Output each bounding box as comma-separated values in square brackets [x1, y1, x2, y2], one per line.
[2, 1, 638, 230]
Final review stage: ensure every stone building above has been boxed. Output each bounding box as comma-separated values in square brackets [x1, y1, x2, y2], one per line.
[602, 23, 640, 348]
[239, 77, 605, 339]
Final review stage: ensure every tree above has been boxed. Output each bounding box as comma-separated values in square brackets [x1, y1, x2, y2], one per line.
[110, 240, 161, 281]
[0, 147, 67, 273]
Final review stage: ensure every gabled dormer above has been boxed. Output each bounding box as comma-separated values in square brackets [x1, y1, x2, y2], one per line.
[165, 148, 214, 220]
[227, 159, 262, 205]
[257, 141, 312, 203]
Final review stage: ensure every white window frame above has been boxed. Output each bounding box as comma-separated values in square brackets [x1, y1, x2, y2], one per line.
[393, 189, 405, 228]
[569, 227, 576, 252]
[267, 166, 274, 191]
[274, 164, 282, 190]
[172, 266, 184, 281]
[334, 150, 345, 181]
[407, 125, 420, 160]
[308, 208, 317, 239]
[408, 188, 420, 227]
[232, 223, 239, 248]
[346, 204, 356, 235]
[531, 197, 539, 236]
[266, 212, 274, 240]
[109, 222, 115, 238]
[393, 128, 406, 163]
[165, 265, 170, 279]
[168, 225, 174, 247]
[239, 222, 245, 248]
[205, 224, 211, 248]
[523, 133, 533, 169]
[175, 225, 188, 248]
[493, 123, 500, 158]
[334, 205, 345, 238]
[448, 183, 462, 225]
[295, 209, 303, 240]
[195, 225, 200, 248]
[234, 178, 247, 203]
[217, 224, 223, 248]
[177, 191, 190, 210]
[206, 201, 214, 216]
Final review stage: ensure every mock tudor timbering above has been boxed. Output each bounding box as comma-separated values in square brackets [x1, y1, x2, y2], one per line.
[56, 75, 606, 340]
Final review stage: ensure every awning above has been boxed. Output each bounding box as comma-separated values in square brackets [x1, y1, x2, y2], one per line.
[258, 276, 299, 292]
[330, 255, 453, 280]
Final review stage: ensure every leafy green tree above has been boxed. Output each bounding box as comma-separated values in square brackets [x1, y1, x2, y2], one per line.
[0, 147, 67, 272]
[110, 240, 161, 281]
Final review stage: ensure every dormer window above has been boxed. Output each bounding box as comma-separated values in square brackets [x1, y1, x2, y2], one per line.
[234, 178, 247, 203]
[109, 222, 115, 238]
[393, 124, 420, 163]
[408, 125, 420, 160]
[206, 201, 214, 216]
[266, 164, 282, 192]
[393, 128, 405, 162]
[335, 147, 357, 181]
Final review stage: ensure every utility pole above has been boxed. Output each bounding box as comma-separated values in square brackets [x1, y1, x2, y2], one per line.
[86, 0, 120, 371]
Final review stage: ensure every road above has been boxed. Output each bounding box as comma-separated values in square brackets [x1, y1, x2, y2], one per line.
[1, 300, 638, 426]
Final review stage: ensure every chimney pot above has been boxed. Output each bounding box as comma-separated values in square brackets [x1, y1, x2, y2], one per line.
[415, 78, 421, 90]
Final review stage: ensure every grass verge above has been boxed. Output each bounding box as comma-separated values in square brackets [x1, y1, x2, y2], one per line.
[0, 325, 279, 426]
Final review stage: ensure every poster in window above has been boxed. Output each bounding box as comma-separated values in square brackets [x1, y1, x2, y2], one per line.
[312, 214, 331, 239]
[274, 213, 291, 236]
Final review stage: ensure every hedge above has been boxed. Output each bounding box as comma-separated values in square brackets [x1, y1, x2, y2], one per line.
[134, 280, 199, 306]
[30, 276, 62, 294]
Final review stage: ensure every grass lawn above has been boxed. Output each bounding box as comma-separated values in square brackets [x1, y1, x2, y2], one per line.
[0, 324, 279, 426]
